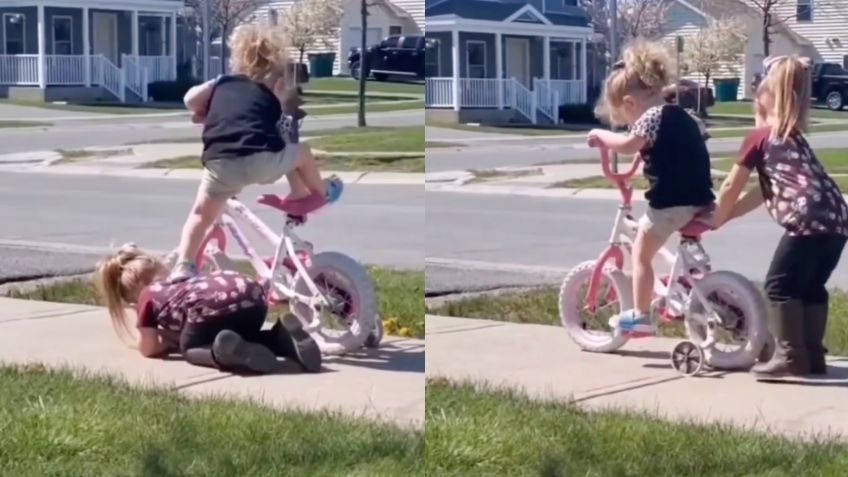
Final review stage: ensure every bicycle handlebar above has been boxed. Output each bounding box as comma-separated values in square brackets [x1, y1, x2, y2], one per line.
[598, 147, 641, 183]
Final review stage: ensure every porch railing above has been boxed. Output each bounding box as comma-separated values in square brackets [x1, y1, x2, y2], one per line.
[509, 78, 536, 124]
[533, 78, 560, 124]
[425, 77, 453, 107]
[548, 79, 583, 105]
[138, 56, 173, 83]
[460, 78, 504, 108]
[0, 55, 38, 85]
[46, 55, 86, 85]
[95, 54, 124, 102]
[122, 54, 149, 102]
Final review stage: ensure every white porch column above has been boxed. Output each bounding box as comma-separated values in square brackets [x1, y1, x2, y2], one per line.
[543, 36, 550, 81]
[161, 16, 167, 54]
[496, 33, 503, 110]
[131, 11, 139, 57]
[451, 29, 460, 111]
[83, 7, 90, 87]
[170, 11, 178, 80]
[581, 37, 588, 103]
[37, 4, 46, 89]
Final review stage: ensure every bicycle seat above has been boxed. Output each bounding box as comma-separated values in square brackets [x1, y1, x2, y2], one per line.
[679, 206, 715, 238]
[257, 193, 325, 218]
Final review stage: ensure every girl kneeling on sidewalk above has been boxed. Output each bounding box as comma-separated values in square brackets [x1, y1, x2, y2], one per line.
[712, 56, 848, 377]
[95, 244, 321, 374]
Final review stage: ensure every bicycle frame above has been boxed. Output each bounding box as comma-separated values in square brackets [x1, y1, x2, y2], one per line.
[203, 197, 329, 331]
[586, 149, 720, 340]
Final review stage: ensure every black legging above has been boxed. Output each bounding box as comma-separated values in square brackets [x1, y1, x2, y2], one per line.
[764, 233, 847, 304]
[179, 305, 267, 353]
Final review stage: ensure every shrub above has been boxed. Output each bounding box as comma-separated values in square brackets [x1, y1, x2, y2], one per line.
[558, 103, 601, 125]
[148, 80, 200, 102]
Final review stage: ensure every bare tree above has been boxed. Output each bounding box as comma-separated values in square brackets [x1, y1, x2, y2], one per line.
[276, 0, 343, 66]
[745, 0, 848, 56]
[581, 0, 673, 57]
[186, 0, 265, 75]
[357, 0, 373, 127]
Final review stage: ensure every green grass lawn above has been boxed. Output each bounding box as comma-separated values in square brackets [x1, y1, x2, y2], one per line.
[0, 365, 422, 477]
[0, 119, 52, 128]
[7, 266, 424, 338]
[0, 99, 182, 115]
[307, 100, 423, 116]
[709, 122, 848, 139]
[425, 379, 848, 477]
[146, 153, 423, 173]
[711, 101, 848, 119]
[305, 78, 423, 95]
[425, 119, 584, 136]
[711, 148, 848, 190]
[551, 174, 726, 191]
[304, 91, 408, 105]
[308, 126, 422, 153]
[426, 284, 848, 355]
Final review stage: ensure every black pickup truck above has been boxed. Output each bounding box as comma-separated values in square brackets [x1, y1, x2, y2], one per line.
[812, 62, 848, 110]
[348, 35, 424, 81]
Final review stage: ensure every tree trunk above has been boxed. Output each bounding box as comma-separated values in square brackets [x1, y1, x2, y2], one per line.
[220, 24, 228, 76]
[762, 13, 771, 57]
[299, 47, 305, 66]
[357, 0, 367, 127]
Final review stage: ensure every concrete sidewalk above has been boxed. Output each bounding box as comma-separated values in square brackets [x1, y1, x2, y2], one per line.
[426, 314, 848, 441]
[0, 298, 424, 428]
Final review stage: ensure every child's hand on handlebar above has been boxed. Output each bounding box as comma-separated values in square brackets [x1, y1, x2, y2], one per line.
[587, 129, 605, 148]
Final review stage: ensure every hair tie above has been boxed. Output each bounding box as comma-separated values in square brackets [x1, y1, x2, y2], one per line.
[612, 60, 625, 70]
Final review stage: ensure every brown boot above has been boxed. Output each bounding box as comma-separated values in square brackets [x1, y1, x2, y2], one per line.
[752, 300, 809, 378]
[804, 303, 829, 375]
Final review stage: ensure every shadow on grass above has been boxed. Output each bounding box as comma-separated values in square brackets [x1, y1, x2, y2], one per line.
[327, 342, 424, 374]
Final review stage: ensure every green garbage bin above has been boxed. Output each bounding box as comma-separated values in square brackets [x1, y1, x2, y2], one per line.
[714, 78, 740, 102]
[308, 53, 335, 78]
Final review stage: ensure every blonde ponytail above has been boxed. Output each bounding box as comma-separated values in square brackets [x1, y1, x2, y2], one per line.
[761, 56, 811, 141]
[94, 244, 165, 347]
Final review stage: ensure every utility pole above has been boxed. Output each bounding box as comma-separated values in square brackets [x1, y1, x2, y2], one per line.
[609, 0, 619, 172]
[202, 0, 210, 81]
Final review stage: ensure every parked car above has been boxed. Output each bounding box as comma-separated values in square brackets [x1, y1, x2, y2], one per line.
[811, 62, 848, 110]
[348, 35, 424, 81]
[662, 79, 715, 115]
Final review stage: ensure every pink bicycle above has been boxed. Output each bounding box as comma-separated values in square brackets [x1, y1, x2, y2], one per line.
[558, 149, 768, 376]
[185, 192, 382, 356]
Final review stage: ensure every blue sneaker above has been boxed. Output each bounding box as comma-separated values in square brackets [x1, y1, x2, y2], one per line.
[325, 176, 344, 204]
[608, 310, 656, 336]
[167, 261, 197, 283]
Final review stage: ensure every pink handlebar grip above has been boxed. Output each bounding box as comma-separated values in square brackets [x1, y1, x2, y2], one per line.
[599, 147, 641, 182]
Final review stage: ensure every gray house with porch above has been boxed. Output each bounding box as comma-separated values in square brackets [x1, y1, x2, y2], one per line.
[425, 0, 594, 124]
[0, 0, 182, 103]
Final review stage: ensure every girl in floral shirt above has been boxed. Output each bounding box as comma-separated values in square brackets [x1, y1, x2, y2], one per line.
[95, 244, 321, 374]
[713, 56, 848, 378]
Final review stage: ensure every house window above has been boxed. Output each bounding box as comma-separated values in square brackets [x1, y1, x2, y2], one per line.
[52, 16, 73, 55]
[389, 25, 402, 36]
[400, 36, 418, 49]
[3, 13, 26, 54]
[544, 0, 574, 14]
[797, 0, 812, 22]
[425, 38, 440, 77]
[551, 42, 575, 80]
[466, 41, 487, 78]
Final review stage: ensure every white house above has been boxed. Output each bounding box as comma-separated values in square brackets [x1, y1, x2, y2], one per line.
[256, 0, 424, 75]
[662, 0, 848, 100]
[0, 0, 183, 102]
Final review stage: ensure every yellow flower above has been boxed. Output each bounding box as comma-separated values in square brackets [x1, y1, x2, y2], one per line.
[398, 327, 412, 337]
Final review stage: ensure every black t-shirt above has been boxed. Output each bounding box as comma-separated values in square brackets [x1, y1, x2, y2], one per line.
[632, 104, 715, 209]
[201, 75, 285, 163]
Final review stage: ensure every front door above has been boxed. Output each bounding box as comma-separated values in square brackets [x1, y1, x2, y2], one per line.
[92, 12, 118, 64]
[505, 37, 530, 86]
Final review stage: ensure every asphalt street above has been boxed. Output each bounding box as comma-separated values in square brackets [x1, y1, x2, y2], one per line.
[0, 110, 423, 154]
[424, 131, 848, 173]
[0, 172, 422, 282]
[425, 191, 848, 293]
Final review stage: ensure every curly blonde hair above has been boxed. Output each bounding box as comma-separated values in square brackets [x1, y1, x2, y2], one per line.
[228, 24, 290, 82]
[596, 39, 673, 126]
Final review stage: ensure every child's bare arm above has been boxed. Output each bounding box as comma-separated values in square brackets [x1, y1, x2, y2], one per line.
[713, 164, 754, 227]
[184, 79, 216, 116]
[137, 327, 173, 358]
[587, 129, 648, 155]
[729, 187, 764, 220]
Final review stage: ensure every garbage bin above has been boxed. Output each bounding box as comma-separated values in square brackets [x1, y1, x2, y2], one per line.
[308, 53, 336, 78]
[714, 78, 740, 102]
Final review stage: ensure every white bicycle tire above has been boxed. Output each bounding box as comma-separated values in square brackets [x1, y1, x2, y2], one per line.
[559, 260, 632, 353]
[291, 252, 378, 355]
[685, 270, 767, 370]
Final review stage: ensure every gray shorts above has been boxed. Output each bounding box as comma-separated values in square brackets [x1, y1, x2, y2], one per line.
[638, 206, 703, 242]
[199, 145, 300, 200]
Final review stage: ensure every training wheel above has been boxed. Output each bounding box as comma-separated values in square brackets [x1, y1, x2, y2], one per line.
[670, 340, 704, 376]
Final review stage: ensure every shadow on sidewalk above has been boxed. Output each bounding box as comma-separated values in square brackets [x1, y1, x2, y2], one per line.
[326, 342, 424, 374]
[756, 365, 848, 387]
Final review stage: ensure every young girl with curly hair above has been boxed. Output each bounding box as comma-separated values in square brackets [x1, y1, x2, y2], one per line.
[171, 24, 342, 282]
[587, 40, 714, 336]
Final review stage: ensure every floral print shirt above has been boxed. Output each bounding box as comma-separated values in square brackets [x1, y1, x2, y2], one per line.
[136, 271, 267, 331]
[737, 127, 848, 236]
